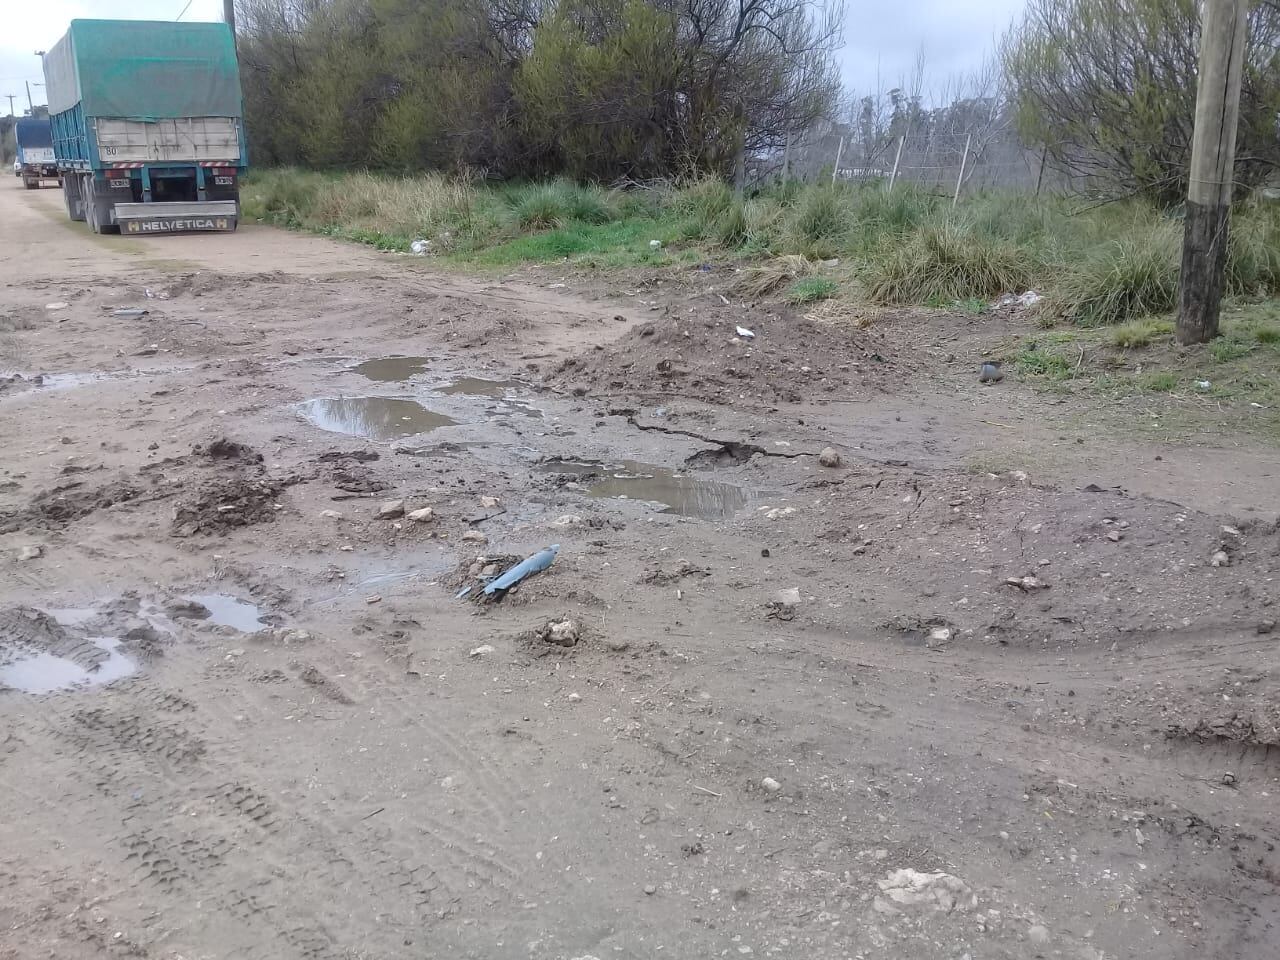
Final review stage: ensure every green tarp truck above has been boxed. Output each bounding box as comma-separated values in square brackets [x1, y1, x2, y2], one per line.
[42, 19, 248, 234]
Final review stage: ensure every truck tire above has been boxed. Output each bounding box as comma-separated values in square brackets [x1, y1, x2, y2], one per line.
[23, 177, 38, 190]
[83, 175, 120, 235]
[62, 176, 86, 222]
[85, 175, 101, 234]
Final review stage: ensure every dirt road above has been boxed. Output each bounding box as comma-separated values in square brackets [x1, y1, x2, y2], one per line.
[2, 178, 1277, 960]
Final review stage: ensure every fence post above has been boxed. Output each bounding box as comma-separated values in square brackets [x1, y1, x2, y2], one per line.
[1035, 146, 1048, 195]
[782, 131, 791, 182]
[952, 133, 971, 208]
[887, 135, 905, 192]
[831, 136, 845, 185]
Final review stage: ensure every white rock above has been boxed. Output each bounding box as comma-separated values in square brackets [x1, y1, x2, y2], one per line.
[875, 868, 975, 914]
[765, 506, 796, 520]
[320, 509, 343, 519]
[16, 544, 43, 561]
[479, 496, 500, 508]
[406, 507, 435, 522]
[761, 777, 783, 793]
[376, 499, 405, 519]
[567, 692, 583, 703]
[774, 587, 801, 610]
[545, 619, 581, 647]
[468, 644, 494, 658]
[551, 514, 582, 527]
[735, 325, 755, 340]
[1211, 550, 1231, 568]
[45, 302, 70, 311]
[818, 447, 841, 468]
[928, 626, 952, 645]
[1027, 924, 1051, 944]
[461, 530, 487, 543]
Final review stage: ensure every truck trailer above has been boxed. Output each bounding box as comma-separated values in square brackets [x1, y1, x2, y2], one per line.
[14, 117, 60, 189]
[42, 19, 247, 234]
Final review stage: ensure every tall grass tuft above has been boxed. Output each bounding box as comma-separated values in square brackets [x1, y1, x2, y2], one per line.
[1048, 222, 1179, 326]
[783, 186, 850, 257]
[864, 218, 1032, 304]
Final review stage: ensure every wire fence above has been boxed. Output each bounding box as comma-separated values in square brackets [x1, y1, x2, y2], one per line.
[766, 120, 1093, 198]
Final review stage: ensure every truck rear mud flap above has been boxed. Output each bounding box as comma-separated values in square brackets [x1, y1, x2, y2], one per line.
[114, 201, 238, 234]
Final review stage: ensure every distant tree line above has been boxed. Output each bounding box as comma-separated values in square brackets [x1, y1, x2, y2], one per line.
[237, 0, 842, 180]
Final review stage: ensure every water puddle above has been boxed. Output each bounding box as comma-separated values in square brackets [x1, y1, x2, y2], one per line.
[297, 397, 458, 441]
[353, 356, 432, 382]
[439, 377, 542, 418]
[0, 637, 136, 694]
[541, 460, 748, 520]
[187, 594, 267, 632]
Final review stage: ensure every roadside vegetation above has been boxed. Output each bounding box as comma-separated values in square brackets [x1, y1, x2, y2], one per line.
[243, 168, 1280, 323]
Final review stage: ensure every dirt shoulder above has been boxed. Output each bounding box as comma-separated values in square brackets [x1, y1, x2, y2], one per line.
[2, 180, 1277, 960]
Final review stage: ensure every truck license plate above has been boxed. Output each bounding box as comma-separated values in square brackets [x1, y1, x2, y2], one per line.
[124, 216, 235, 234]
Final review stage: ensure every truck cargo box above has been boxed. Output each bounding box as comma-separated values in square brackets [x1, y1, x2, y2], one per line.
[42, 19, 247, 234]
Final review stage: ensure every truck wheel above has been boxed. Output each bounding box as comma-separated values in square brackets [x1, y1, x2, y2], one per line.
[23, 177, 38, 190]
[63, 177, 86, 222]
[85, 176, 101, 234]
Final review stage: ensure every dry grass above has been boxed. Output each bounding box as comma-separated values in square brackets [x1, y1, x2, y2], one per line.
[733, 254, 815, 298]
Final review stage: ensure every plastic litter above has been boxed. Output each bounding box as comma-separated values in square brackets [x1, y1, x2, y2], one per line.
[649, 240, 663, 250]
[994, 290, 1043, 310]
[735, 326, 755, 340]
[482, 545, 560, 597]
[112, 308, 148, 318]
[410, 239, 430, 255]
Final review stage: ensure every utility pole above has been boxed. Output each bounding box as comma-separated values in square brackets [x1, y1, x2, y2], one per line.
[224, 0, 238, 58]
[5, 95, 15, 117]
[24, 81, 34, 114]
[1178, 0, 1248, 345]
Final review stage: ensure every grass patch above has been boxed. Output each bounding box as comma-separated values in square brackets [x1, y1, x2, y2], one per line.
[1210, 337, 1254, 362]
[785, 276, 838, 304]
[1108, 318, 1174, 349]
[1016, 347, 1074, 380]
[1136, 371, 1179, 392]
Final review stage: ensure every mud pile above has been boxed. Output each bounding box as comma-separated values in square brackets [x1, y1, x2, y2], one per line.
[547, 308, 902, 405]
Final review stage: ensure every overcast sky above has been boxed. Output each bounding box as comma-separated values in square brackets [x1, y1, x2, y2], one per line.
[3, 0, 1027, 115]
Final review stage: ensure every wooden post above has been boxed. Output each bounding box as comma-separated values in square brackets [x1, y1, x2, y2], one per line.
[887, 135, 905, 192]
[781, 131, 791, 183]
[1178, 0, 1248, 345]
[831, 135, 845, 185]
[1034, 146, 1048, 196]
[952, 133, 971, 208]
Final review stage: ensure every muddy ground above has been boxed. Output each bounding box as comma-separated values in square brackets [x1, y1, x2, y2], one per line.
[1, 179, 1278, 960]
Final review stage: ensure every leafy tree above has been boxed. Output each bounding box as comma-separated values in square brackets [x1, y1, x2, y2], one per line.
[1002, 0, 1280, 204]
